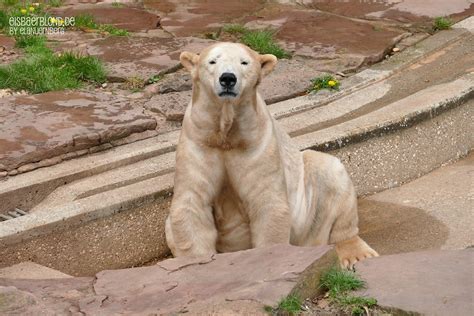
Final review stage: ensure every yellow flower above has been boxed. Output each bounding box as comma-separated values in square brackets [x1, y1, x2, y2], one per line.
[49, 17, 57, 24]
[58, 18, 64, 25]
[29, 6, 35, 12]
[20, 8, 27, 14]
[328, 80, 337, 87]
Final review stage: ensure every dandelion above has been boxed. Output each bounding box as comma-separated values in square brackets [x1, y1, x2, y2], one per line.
[20, 8, 27, 14]
[29, 6, 35, 12]
[57, 18, 64, 26]
[49, 17, 57, 24]
[328, 80, 337, 87]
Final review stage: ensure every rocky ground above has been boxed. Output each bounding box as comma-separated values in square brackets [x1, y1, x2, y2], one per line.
[1, 0, 473, 177]
[0, 1, 473, 315]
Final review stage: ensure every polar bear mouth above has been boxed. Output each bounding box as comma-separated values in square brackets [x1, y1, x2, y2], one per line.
[218, 91, 238, 97]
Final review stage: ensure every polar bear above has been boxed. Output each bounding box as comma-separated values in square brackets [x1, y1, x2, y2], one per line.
[165, 42, 378, 268]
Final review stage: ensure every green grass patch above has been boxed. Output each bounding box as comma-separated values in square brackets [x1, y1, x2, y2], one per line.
[73, 13, 128, 36]
[221, 24, 290, 59]
[308, 74, 340, 93]
[433, 16, 453, 31]
[319, 267, 377, 316]
[0, 9, 8, 29]
[0, 34, 106, 93]
[264, 294, 302, 315]
[15, 34, 47, 49]
[1, 0, 19, 7]
[74, 13, 97, 29]
[241, 29, 290, 58]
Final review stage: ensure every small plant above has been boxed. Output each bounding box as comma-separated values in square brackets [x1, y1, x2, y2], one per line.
[147, 74, 163, 84]
[0, 10, 10, 29]
[222, 23, 247, 35]
[99, 23, 128, 36]
[265, 294, 302, 315]
[73, 13, 128, 36]
[433, 16, 453, 31]
[339, 295, 377, 316]
[15, 34, 47, 49]
[111, 1, 125, 8]
[48, 0, 63, 7]
[74, 13, 98, 29]
[278, 294, 302, 315]
[319, 267, 377, 316]
[372, 25, 382, 32]
[204, 31, 218, 40]
[308, 74, 340, 93]
[1, 0, 18, 7]
[123, 76, 145, 91]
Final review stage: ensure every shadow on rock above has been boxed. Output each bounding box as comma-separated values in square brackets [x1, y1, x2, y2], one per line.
[358, 199, 449, 255]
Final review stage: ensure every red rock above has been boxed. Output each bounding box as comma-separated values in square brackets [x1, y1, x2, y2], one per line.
[0, 245, 336, 315]
[0, 92, 156, 173]
[355, 249, 474, 316]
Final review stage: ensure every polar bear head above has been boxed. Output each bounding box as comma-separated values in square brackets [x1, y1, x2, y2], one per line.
[179, 42, 277, 105]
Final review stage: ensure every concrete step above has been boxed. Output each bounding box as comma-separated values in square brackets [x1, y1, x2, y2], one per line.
[1, 75, 471, 250]
[31, 152, 176, 212]
[0, 17, 473, 276]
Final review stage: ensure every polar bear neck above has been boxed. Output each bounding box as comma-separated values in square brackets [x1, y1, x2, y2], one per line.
[191, 90, 263, 150]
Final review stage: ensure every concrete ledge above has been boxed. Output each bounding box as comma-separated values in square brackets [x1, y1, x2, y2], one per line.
[295, 74, 473, 151]
[0, 130, 179, 214]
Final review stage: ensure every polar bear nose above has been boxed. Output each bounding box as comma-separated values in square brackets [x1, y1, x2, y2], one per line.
[219, 72, 237, 89]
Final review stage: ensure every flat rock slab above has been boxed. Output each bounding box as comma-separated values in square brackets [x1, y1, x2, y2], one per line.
[87, 35, 215, 80]
[0, 245, 337, 315]
[243, 4, 404, 63]
[355, 249, 474, 316]
[144, 0, 267, 37]
[304, 0, 473, 22]
[0, 91, 156, 173]
[50, 6, 160, 32]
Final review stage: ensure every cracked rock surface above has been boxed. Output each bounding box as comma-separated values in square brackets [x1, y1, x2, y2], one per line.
[0, 244, 336, 315]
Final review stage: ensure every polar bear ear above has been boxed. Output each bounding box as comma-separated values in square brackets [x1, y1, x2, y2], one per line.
[180, 51, 199, 73]
[259, 54, 277, 77]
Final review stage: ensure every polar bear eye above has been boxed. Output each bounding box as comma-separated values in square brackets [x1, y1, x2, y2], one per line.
[209, 60, 216, 65]
[241, 61, 248, 65]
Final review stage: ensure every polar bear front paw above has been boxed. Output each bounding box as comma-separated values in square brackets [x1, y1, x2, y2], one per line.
[335, 235, 379, 270]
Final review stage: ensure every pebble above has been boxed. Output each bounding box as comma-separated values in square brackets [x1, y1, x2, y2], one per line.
[0, 89, 13, 98]
[101, 83, 108, 88]
[392, 47, 400, 52]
